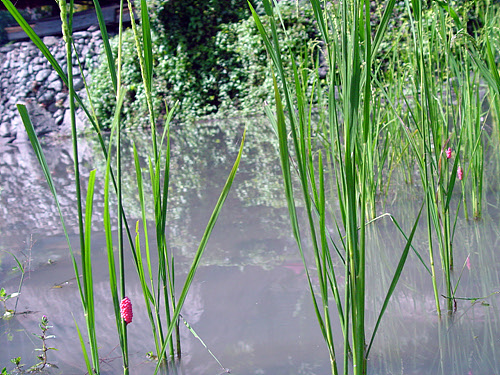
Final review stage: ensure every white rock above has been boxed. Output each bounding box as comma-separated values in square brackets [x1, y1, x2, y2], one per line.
[35, 69, 51, 82]
[43, 36, 58, 46]
[48, 80, 63, 91]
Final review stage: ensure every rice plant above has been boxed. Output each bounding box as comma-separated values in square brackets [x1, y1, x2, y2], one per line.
[251, 0, 421, 373]
[389, 0, 490, 316]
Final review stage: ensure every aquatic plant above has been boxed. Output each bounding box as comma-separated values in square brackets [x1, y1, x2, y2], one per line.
[5, 315, 58, 373]
[251, 0, 422, 374]
[28, 315, 58, 372]
[0, 288, 18, 319]
[0, 251, 25, 319]
[1, 0, 246, 374]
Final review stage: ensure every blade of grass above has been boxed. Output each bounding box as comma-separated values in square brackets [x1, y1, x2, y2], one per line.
[92, 0, 117, 93]
[366, 202, 424, 356]
[154, 128, 247, 374]
[179, 315, 228, 372]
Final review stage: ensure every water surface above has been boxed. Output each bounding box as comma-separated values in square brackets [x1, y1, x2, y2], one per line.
[1, 119, 500, 374]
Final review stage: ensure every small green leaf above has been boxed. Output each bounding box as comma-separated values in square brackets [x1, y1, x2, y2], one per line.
[10, 357, 21, 365]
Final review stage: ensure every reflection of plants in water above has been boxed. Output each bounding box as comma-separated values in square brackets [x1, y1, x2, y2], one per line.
[89, 116, 285, 221]
[167, 116, 285, 212]
[85, 116, 291, 272]
[363, 205, 500, 374]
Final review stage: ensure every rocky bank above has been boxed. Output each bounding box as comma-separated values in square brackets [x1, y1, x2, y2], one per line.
[0, 25, 105, 142]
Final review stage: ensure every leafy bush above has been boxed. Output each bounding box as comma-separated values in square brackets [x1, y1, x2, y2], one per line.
[89, 0, 319, 128]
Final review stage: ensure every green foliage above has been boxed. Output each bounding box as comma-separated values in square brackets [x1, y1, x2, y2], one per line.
[3, 316, 58, 374]
[155, 0, 251, 49]
[0, 287, 19, 319]
[90, 1, 319, 128]
[0, 10, 14, 45]
[28, 315, 58, 372]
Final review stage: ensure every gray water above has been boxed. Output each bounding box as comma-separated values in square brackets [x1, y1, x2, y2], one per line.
[1, 118, 499, 374]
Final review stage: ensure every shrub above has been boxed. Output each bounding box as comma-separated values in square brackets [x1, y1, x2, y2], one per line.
[89, 0, 319, 128]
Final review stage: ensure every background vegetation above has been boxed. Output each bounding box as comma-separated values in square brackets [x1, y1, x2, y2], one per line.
[90, 0, 319, 127]
[89, 0, 497, 128]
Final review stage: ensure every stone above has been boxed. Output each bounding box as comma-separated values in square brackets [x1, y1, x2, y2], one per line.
[17, 69, 29, 80]
[54, 108, 64, 118]
[0, 35, 101, 138]
[0, 45, 16, 53]
[81, 45, 90, 59]
[48, 80, 63, 92]
[60, 108, 88, 135]
[55, 92, 66, 102]
[35, 69, 51, 82]
[38, 90, 56, 104]
[24, 101, 57, 136]
[0, 121, 10, 137]
[73, 78, 84, 91]
[47, 71, 59, 83]
[43, 36, 58, 46]
[10, 116, 22, 140]
[47, 102, 59, 113]
[73, 31, 90, 39]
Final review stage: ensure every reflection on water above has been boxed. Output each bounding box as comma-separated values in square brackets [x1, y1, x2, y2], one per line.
[1, 118, 500, 374]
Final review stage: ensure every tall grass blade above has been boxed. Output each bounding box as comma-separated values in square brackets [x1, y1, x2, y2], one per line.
[154, 129, 247, 373]
[82, 170, 100, 372]
[92, 0, 117, 93]
[73, 315, 93, 375]
[366, 203, 424, 356]
[180, 315, 228, 372]
[17, 103, 97, 367]
[140, 0, 153, 92]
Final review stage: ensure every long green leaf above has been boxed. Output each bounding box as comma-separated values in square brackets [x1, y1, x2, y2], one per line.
[82, 169, 100, 372]
[17, 104, 84, 296]
[140, 0, 153, 91]
[366, 202, 424, 356]
[154, 129, 247, 374]
[73, 314, 93, 375]
[92, 0, 117, 93]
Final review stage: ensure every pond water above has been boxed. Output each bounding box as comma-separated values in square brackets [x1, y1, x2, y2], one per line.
[1, 118, 500, 374]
